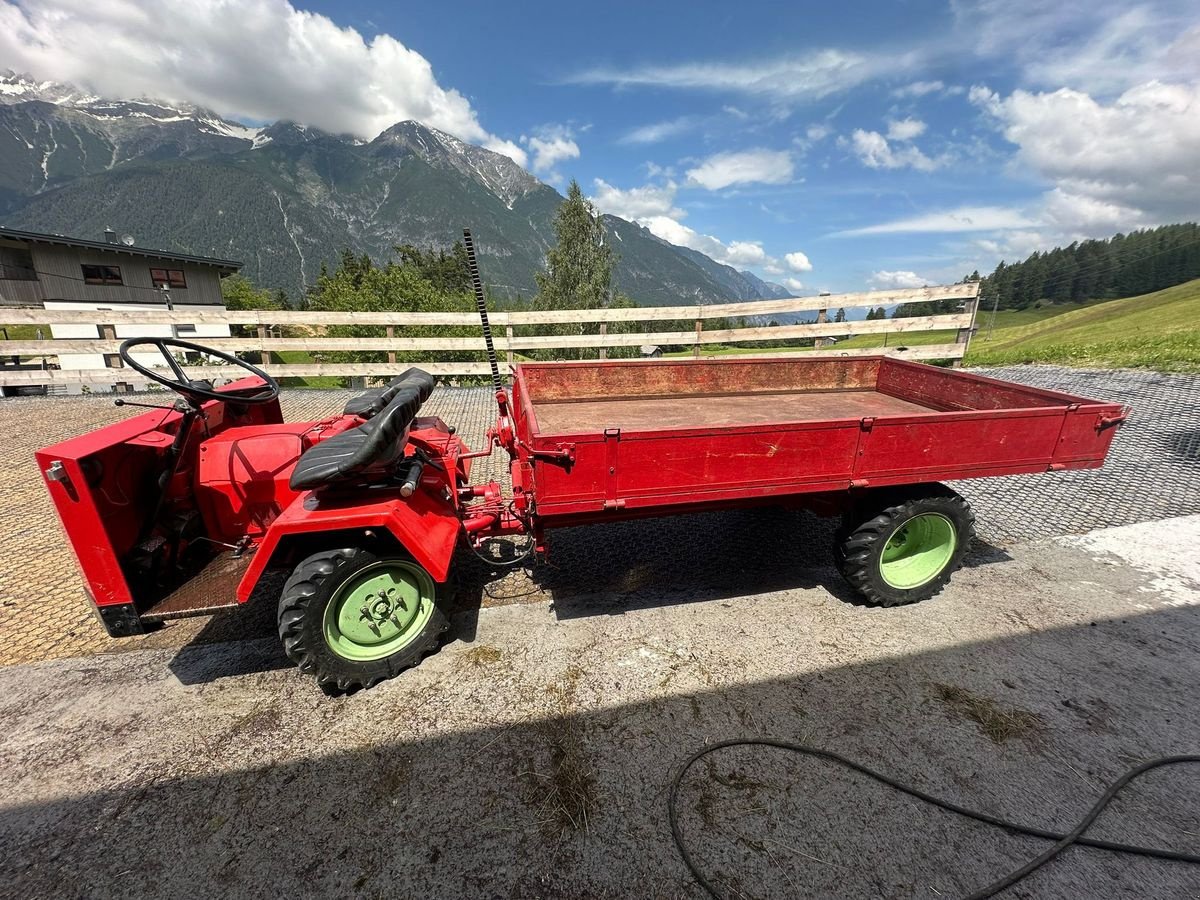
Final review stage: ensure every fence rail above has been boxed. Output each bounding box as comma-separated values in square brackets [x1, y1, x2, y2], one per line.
[1, 283, 979, 388]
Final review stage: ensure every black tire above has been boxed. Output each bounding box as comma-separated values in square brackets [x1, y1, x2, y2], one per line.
[834, 485, 975, 607]
[278, 547, 448, 693]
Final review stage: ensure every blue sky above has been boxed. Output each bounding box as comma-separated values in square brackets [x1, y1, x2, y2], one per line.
[4, 0, 1199, 293]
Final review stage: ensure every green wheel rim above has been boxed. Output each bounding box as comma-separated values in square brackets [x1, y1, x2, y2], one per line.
[323, 560, 436, 662]
[879, 513, 957, 590]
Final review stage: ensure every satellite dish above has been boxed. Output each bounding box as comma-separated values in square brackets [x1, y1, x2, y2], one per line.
[120, 234, 136, 246]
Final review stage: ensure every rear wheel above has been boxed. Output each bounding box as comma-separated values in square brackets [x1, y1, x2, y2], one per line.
[278, 547, 448, 693]
[834, 486, 974, 607]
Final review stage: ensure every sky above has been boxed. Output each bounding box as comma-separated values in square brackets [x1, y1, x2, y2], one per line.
[2, 0, 1199, 294]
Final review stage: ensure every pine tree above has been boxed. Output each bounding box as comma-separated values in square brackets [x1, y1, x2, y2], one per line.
[534, 180, 616, 310]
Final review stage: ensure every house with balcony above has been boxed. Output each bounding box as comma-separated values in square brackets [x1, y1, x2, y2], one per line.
[0, 227, 242, 391]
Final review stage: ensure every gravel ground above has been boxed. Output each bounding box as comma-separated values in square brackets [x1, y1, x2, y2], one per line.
[2, 365, 1196, 665]
[0, 364, 1198, 898]
[0, 516, 1197, 899]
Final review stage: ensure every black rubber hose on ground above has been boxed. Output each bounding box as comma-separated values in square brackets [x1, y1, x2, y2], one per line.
[668, 738, 1200, 899]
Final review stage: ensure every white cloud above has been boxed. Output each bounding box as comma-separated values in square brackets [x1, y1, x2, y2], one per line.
[848, 129, 940, 171]
[891, 80, 946, 98]
[782, 277, 806, 293]
[521, 124, 579, 181]
[805, 123, 834, 142]
[590, 178, 684, 221]
[970, 230, 1058, 261]
[833, 206, 1037, 237]
[972, 80, 1200, 228]
[722, 241, 769, 266]
[589, 177, 795, 273]
[619, 116, 700, 144]
[868, 270, 929, 289]
[569, 48, 920, 102]
[955, 0, 1200, 95]
[640, 215, 773, 270]
[784, 251, 813, 272]
[0, 0, 525, 163]
[685, 149, 794, 190]
[885, 117, 926, 141]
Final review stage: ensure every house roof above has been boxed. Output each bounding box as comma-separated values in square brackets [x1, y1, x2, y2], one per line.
[0, 226, 242, 271]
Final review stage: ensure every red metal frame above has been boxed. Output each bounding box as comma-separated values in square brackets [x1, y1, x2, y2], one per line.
[509, 357, 1125, 523]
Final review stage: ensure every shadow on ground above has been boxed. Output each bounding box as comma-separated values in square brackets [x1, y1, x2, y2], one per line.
[166, 506, 1011, 685]
[3, 605, 1195, 899]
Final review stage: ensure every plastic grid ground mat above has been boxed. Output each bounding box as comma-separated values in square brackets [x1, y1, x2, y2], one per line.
[953, 367, 1199, 544]
[351, 365, 1197, 549]
[346, 367, 1198, 609]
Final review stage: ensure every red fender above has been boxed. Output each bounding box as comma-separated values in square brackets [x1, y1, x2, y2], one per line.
[236, 488, 461, 602]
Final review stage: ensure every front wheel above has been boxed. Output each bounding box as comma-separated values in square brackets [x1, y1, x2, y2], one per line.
[278, 547, 448, 693]
[834, 486, 975, 607]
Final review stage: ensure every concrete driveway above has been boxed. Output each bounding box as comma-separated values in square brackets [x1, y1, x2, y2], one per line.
[1, 367, 1198, 898]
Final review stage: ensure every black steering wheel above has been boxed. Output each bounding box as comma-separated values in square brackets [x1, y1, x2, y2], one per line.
[118, 337, 280, 406]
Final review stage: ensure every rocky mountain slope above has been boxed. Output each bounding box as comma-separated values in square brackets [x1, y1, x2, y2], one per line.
[0, 73, 789, 304]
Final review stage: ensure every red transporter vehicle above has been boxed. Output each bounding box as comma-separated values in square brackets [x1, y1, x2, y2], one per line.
[36, 245, 1128, 693]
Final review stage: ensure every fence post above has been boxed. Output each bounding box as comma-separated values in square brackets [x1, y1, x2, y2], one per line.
[693, 319, 703, 358]
[599, 322, 607, 360]
[814, 308, 829, 350]
[386, 325, 396, 365]
[505, 325, 514, 367]
[952, 291, 980, 368]
[257, 324, 268, 366]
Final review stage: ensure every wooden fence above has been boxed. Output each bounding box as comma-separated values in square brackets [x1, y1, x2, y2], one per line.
[0, 283, 979, 387]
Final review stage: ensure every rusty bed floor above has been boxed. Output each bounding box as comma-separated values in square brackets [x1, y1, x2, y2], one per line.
[530, 389, 932, 434]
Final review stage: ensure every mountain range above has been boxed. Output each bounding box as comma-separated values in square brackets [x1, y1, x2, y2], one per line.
[0, 73, 790, 305]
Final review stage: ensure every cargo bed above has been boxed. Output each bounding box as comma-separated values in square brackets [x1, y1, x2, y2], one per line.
[512, 357, 1127, 521]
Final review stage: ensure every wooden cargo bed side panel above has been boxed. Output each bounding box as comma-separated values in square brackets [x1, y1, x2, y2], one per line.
[855, 410, 1065, 480]
[876, 359, 1069, 411]
[519, 357, 881, 403]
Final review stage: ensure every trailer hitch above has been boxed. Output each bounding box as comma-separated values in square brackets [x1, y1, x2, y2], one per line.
[522, 441, 576, 468]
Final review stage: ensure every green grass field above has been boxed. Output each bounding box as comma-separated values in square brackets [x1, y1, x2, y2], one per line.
[672, 279, 1200, 373]
[965, 279, 1199, 371]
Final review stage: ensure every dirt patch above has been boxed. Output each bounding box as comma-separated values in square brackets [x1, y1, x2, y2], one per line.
[932, 682, 1044, 743]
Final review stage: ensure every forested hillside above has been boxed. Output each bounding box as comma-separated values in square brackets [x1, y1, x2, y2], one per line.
[980, 223, 1200, 310]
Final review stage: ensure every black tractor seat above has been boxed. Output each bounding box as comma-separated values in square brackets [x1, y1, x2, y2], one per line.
[342, 368, 436, 420]
[290, 369, 435, 491]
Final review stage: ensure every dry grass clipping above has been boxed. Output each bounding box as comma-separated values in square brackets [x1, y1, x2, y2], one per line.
[460, 644, 504, 668]
[933, 683, 1044, 743]
[521, 663, 599, 833]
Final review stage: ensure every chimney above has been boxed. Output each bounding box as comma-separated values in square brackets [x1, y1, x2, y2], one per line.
[103, 227, 117, 244]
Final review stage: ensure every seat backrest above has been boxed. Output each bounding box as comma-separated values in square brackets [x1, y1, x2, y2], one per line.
[290, 368, 435, 491]
[342, 368, 436, 420]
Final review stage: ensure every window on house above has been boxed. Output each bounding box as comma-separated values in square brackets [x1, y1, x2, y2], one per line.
[81, 264, 123, 286]
[150, 268, 187, 289]
[0, 247, 35, 280]
[176, 323, 197, 335]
